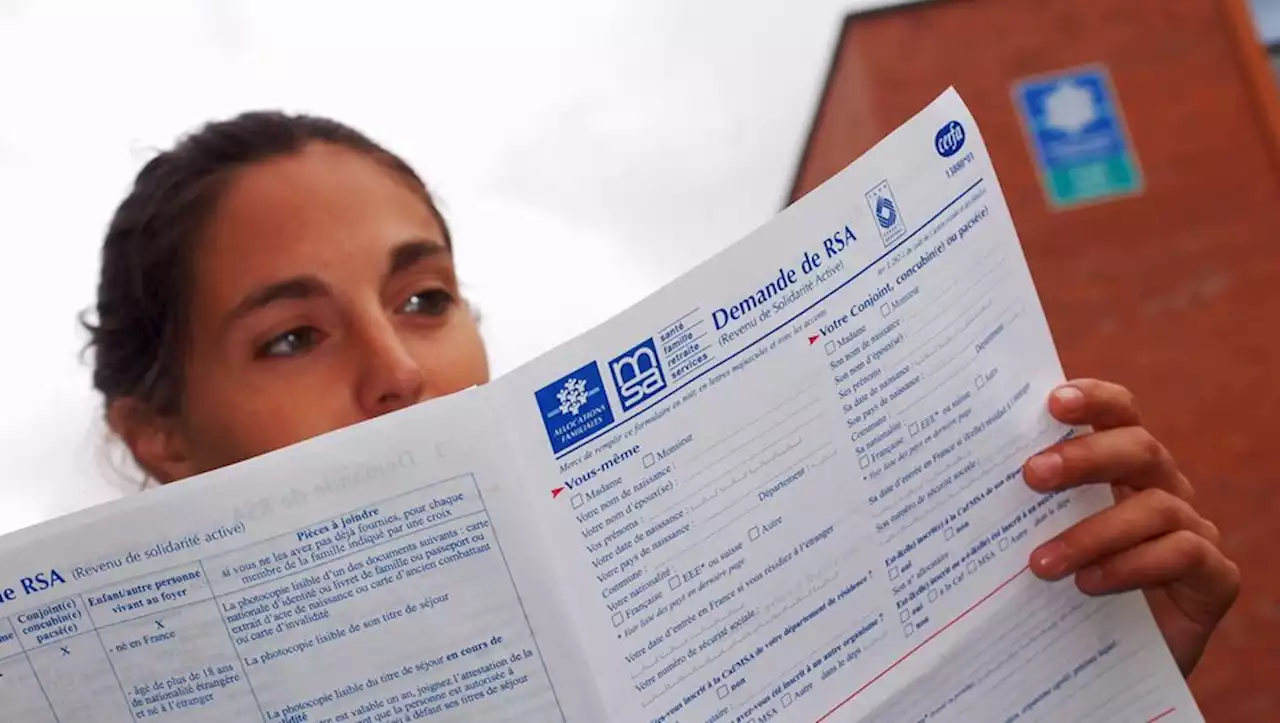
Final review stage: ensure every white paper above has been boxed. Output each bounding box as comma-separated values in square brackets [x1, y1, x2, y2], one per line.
[0, 389, 579, 722]
[494, 88, 1199, 723]
[0, 89, 1200, 723]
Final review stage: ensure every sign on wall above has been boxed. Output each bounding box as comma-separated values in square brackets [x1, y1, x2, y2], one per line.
[1013, 65, 1143, 209]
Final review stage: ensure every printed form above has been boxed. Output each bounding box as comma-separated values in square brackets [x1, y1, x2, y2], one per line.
[498, 88, 1200, 723]
[0, 391, 576, 723]
[0, 90, 1200, 723]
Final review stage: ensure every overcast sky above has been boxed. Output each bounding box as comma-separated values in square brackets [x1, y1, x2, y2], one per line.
[0, 0, 920, 533]
[1250, 0, 1280, 41]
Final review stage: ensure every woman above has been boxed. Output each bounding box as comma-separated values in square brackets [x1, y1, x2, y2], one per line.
[84, 112, 1238, 677]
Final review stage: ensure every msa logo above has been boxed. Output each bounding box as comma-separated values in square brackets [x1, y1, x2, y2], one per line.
[935, 120, 967, 157]
[609, 338, 667, 412]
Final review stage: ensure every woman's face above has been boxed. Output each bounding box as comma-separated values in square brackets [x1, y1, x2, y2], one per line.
[127, 142, 489, 482]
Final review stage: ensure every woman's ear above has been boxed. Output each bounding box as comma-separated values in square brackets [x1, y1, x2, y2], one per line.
[106, 397, 196, 484]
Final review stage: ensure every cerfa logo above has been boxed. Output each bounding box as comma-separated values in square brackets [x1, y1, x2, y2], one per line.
[935, 120, 967, 158]
[609, 338, 667, 412]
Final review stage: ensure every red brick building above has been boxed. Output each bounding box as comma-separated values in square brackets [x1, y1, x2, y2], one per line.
[790, 0, 1280, 719]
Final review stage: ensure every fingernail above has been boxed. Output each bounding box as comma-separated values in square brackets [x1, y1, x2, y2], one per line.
[1033, 541, 1068, 578]
[1025, 452, 1062, 487]
[1053, 385, 1085, 413]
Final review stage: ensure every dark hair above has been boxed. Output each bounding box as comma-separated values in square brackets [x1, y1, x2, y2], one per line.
[83, 111, 450, 417]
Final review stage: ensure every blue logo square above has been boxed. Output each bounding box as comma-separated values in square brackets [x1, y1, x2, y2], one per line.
[608, 338, 667, 412]
[1012, 65, 1143, 208]
[535, 362, 615, 454]
[1017, 70, 1124, 166]
[866, 180, 907, 248]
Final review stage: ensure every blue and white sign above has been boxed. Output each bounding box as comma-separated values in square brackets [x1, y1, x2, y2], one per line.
[535, 361, 614, 453]
[1013, 65, 1143, 208]
[608, 338, 667, 412]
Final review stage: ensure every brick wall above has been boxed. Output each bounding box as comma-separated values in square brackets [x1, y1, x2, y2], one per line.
[791, 0, 1280, 719]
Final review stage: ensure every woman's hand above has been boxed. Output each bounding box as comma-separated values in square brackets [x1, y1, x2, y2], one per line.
[1022, 379, 1239, 676]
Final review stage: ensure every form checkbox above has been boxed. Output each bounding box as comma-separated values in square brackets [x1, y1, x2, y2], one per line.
[998, 538, 1010, 551]
[881, 303, 891, 317]
[903, 623, 915, 637]
[825, 341, 837, 355]
[571, 494, 585, 509]
[643, 453, 655, 468]
[975, 375, 986, 390]
[928, 589, 939, 602]
[909, 422, 920, 436]
[782, 693, 794, 708]
[944, 527, 954, 541]
[858, 455, 870, 470]
[612, 612, 624, 627]
[669, 575, 682, 590]
[888, 565, 899, 580]
[967, 560, 978, 574]
[748, 526, 761, 541]
[899, 609, 911, 623]
[717, 685, 730, 700]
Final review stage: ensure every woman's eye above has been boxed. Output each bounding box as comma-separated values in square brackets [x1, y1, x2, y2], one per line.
[255, 327, 326, 359]
[399, 288, 454, 317]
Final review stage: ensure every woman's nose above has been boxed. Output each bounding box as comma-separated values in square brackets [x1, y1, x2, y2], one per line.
[354, 320, 426, 418]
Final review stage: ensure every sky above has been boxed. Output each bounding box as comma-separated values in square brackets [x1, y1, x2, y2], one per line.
[1249, 0, 1280, 42]
[0, 0, 921, 534]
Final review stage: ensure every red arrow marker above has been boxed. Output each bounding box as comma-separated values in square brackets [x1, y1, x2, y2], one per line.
[551, 487, 565, 499]
[808, 335, 820, 345]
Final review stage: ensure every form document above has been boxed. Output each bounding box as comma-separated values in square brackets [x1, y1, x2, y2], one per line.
[0, 89, 1200, 723]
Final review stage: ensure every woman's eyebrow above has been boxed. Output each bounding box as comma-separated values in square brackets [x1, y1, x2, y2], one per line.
[226, 276, 331, 326]
[223, 240, 446, 327]
[386, 239, 449, 279]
